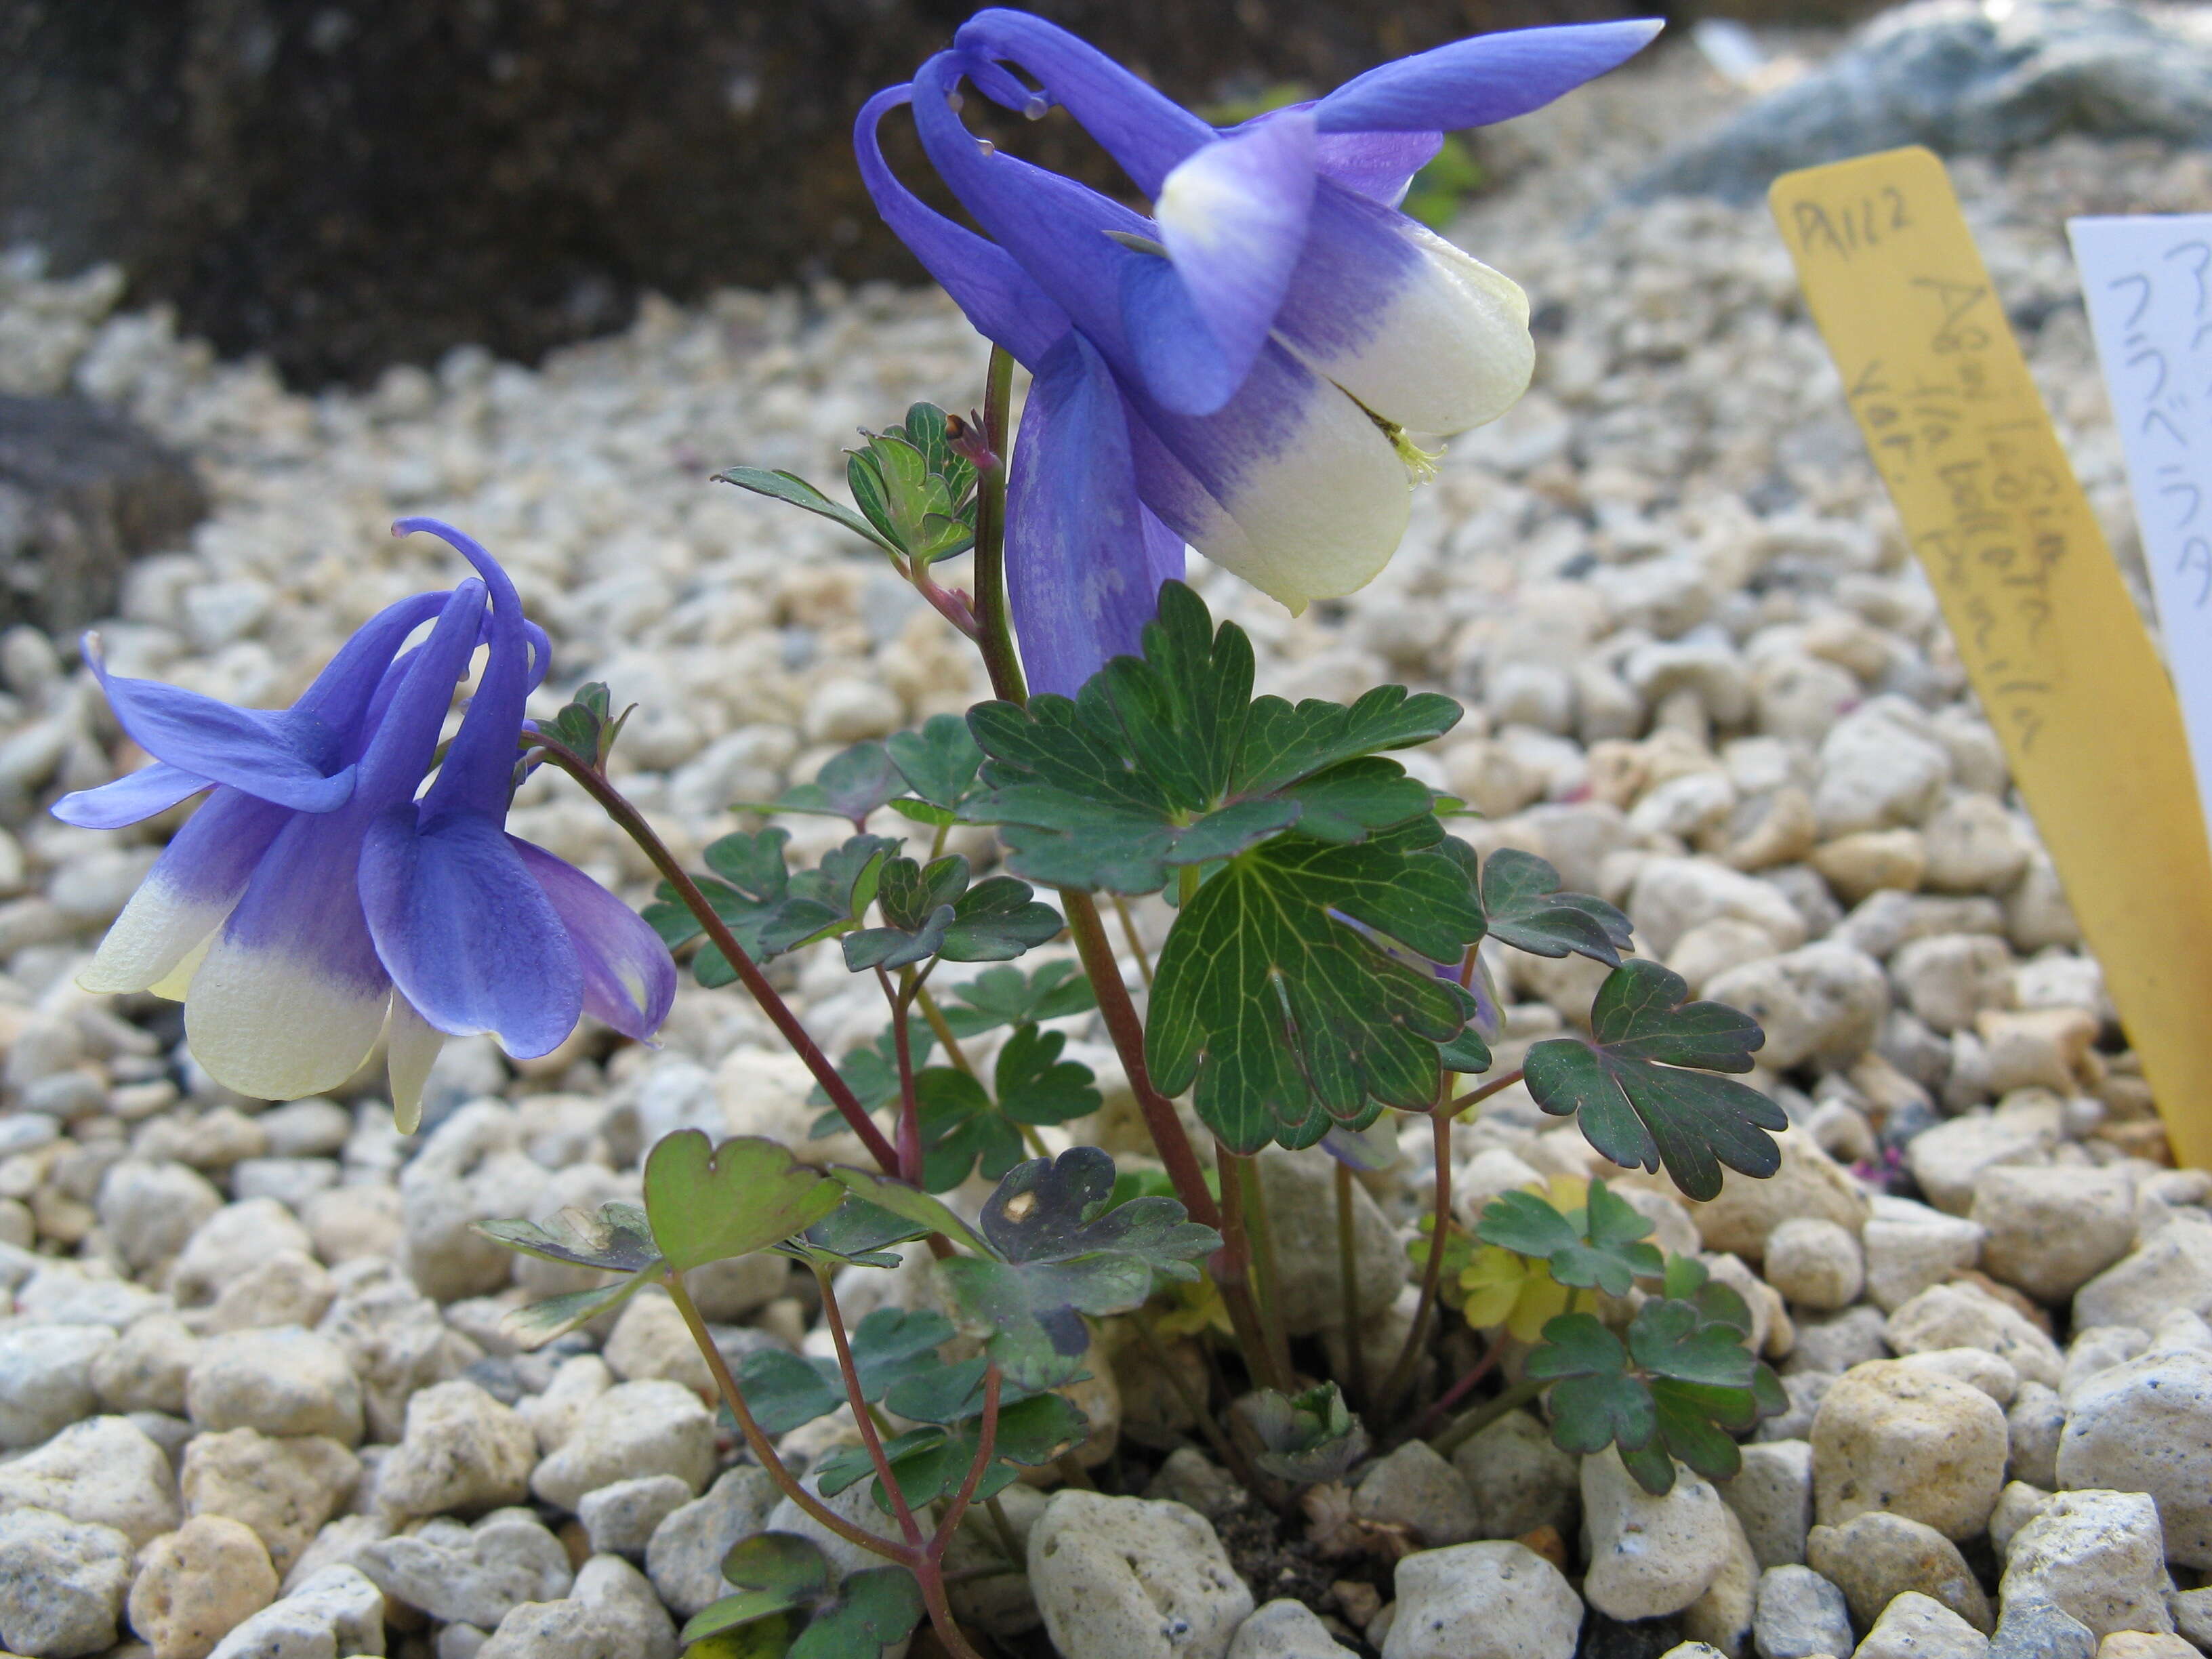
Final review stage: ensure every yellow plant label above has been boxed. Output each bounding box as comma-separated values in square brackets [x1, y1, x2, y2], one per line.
[1770, 145, 2212, 1170]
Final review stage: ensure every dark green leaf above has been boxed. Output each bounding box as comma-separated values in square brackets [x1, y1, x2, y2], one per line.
[963, 581, 1459, 895]
[1145, 822, 1485, 1153]
[644, 1132, 843, 1273]
[828, 1167, 991, 1255]
[937, 1147, 1217, 1389]
[773, 835, 899, 952]
[733, 1350, 844, 1438]
[941, 876, 1063, 962]
[886, 715, 983, 811]
[1474, 1179, 1661, 1296]
[1439, 1029, 1494, 1073]
[712, 466, 899, 556]
[777, 1195, 931, 1269]
[1237, 1382, 1369, 1485]
[842, 905, 954, 972]
[1477, 847, 1632, 966]
[744, 743, 907, 827]
[880, 1355, 1047, 1425]
[1523, 959, 1782, 1201]
[995, 1025, 1101, 1125]
[1525, 1312, 1654, 1456]
[788, 1567, 924, 1659]
[1627, 1296, 1758, 1389]
[913, 1067, 1023, 1193]
[817, 1392, 1082, 1515]
[682, 1532, 830, 1642]
[474, 1202, 659, 1274]
[939, 962, 1095, 1036]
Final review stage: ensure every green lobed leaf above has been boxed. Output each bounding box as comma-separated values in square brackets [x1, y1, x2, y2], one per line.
[742, 742, 908, 827]
[914, 1068, 1023, 1193]
[1439, 1029, 1494, 1073]
[886, 714, 983, 811]
[1476, 846, 1633, 966]
[731, 1350, 844, 1439]
[1523, 958, 1783, 1202]
[731, 1307, 955, 1436]
[773, 1195, 933, 1269]
[806, 1022, 935, 1115]
[712, 466, 899, 556]
[937, 1147, 1218, 1390]
[787, 1566, 926, 1659]
[828, 1166, 991, 1256]
[938, 961, 1095, 1036]
[1473, 1179, 1662, 1296]
[1145, 821, 1486, 1153]
[474, 1202, 661, 1274]
[841, 858, 1061, 972]
[962, 581, 1460, 895]
[1524, 1311, 1654, 1457]
[643, 1132, 844, 1274]
[995, 1025, 1101, 1125]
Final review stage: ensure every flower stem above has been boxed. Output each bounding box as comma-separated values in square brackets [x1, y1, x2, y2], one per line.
[931, 1364, 1002, 1557]
[914, 984, 975, 1076]
[1376, 1105, 1454, 1416]
[1429, 1374, 1546, 1460]
[663, 1269, 906, 1562]
[1233, 1149, 1294, 1389]
[1336, 1161, 1368, 1410]
[812, 1262, 924, 1547]
[1214, 1141, 1293, 1395]
[970, 344, 1026, 705]
[1446, 1066, 1525, 1117]
[884, 967, 924, 1185]
[529, 735, 900, 1176]
[1109, 893, 1154, 989]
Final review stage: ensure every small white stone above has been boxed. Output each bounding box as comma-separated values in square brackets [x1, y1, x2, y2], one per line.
[1382, 1541, 1581, 1659]
[377, 1379, 537, 1520]
[0, 1322, 116, 1448]
[529, 1379, 715, 1512]
[2000, 1489, 2175, 1638]
[356, 1507, 573, 1629]
[1230, 1599, 1359, 1658]
[2056, 1348, 2212, 1570]
[1582, 1448, 1735, 1621]
[1030, 1490, 1254, 1659]
[1353, 1440, 1477, 1547]
[0, 1505, 134, 1659]
[1854, 1591, 1989, 1659]
[186, 1326, 364, 1444]
[204, 1564, 384, 1659]
[0, 1414, 180, 1547]
[1764, 1218, 1864, 1311]
[1810, 1360, 2007, 1542]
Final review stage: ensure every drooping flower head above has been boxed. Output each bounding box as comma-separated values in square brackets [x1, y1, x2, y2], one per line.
[857, 12, 1660, 693]
[57, 519, 675, 1129]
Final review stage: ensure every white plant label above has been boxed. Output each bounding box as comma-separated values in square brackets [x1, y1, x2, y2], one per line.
[2070, 213, 2212, 838]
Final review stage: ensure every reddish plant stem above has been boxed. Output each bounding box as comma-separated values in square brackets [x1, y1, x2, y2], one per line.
[933, 1364, 1004, 1559]
[1376, 1105, 1455, 1416]
[530, 737, 900, 1176]
[1447, 1066, 1526, 1115]
[813, 1262, 924, 1547]
[663, 1269, 902, 1561]
[1060, 891, 1218, 1229]
[1406, 1340, 1501, 1445]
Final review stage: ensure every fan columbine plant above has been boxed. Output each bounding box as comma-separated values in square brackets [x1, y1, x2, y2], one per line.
[58, 14, 1793, 1658]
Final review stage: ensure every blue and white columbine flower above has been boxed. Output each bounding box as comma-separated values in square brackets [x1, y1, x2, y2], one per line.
[857, 11, 1658, 693]
[56, 518, 675, 1128]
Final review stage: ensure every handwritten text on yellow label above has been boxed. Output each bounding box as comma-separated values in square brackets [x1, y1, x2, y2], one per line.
[1771, 147, 2212, 1171]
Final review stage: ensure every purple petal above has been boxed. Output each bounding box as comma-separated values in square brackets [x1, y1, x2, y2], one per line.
[952, 9, 1212, 194]
[1006, 333, 1185, 697]
[855, 85, 1072, 368]
[289, 590, 466, 739]
[85, 640, 358, 815]
[359, 807, 582, 1059]
[1313, 20, 1663, 134]
[352, 580, 489, 804]
[1129, 110, 1317, 417]
[510, 836, 676, 1042]
[52, 761, 209, 830]
[1314, 130, 1444, 204]
[391, 521, 535, 819]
